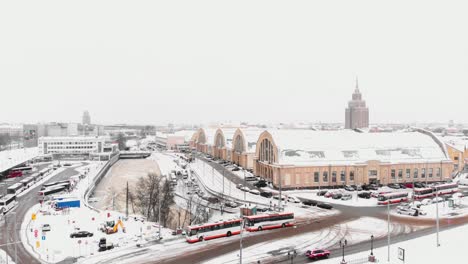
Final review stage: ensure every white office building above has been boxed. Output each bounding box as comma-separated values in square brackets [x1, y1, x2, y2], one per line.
[38, 136, 106, 158]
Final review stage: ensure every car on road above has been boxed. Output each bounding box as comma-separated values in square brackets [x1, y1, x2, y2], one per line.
[302, 199, 318, 206]
[317, 203, 333, 210]
[316, 190, 328, 196]
[42, 224, 51, 232]
[344, 185, 355, 192]
[70, 231, 93, 238]
[341, 193, 352, 200]
[287, 196, 300, 203]
[358, 192, 371, 199]
[260, 191, 273, 198]
[305, 249, 330, 260]
[257, 207, 269, 212]
[249, 189, 260, 195]
[332, 193, 343, 199]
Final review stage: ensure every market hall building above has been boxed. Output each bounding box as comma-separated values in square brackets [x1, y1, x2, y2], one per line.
[191, 128, 454, 189]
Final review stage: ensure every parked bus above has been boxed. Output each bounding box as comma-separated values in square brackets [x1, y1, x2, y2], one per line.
[377, 192, 408, 205]
[20, 176, 35, 188]
[7, 170, 22, 179]
[42, 180, 70, 189]
[433, 182, 458, 196]
[185, 218, 243, 243]
[244, 212, 295, 232]
[38, 185, 68, 197]
[38, 167, 51, 177]
[413, 187, 434, 200]
[7, 183, 24, 195]
[11, 166, 33, 173]
[0, 194, 17, 214]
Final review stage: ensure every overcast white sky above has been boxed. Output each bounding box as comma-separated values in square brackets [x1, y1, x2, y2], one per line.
[1, 1, 467, 125]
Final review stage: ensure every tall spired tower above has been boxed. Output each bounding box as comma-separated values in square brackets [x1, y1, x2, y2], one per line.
[345, 78, 369, 129]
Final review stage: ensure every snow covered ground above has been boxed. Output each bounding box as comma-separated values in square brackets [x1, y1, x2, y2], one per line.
[320, 220, 468, 263]
[392, 195, 468, 219]
[20, 161, 173, 263]
[0, 249, 15, 264]
[293, 190, 380, 207]
[204, 217, 395, 264]
[0, 147, 39, 172]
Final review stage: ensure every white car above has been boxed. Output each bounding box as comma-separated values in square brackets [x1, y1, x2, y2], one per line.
[421, 199, 432, 205]
[287, 196, 301, 203]
[42, 224, 51, 232]
[249, 189, 260, 195]
[241, 186, 250, 192]
[432, 197, 444, 203]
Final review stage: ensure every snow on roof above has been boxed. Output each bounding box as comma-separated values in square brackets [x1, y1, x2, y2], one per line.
[239, 128, 265, 152]
[218, 128, 237, 149]
[439, 135, 468, 152]
[200, 128, 217, 145]
[173, 130, 197, 142]
[267, 129, 450, 166]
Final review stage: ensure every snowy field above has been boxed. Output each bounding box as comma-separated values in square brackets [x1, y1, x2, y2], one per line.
[0, 147, 39, 172]
[391, 196, 468, 219]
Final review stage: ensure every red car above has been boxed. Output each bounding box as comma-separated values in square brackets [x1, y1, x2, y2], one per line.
[305, 249, 330, 260]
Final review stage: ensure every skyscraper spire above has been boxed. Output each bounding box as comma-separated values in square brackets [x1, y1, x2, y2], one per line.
[355, 76, 360, 93]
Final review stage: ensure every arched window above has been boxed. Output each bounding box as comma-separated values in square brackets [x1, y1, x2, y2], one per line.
[259, 138, 276, 163]
[234, 135, 245, 153]
[215, 133, 224, 148]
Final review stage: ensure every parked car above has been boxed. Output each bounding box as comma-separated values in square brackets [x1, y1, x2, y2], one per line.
[254, 181, 267, 188]
[224, 201, 238, 208]
[236, 184, 243, 189]
[361, 184, 371, 191]
[332, 193, 343, 199]
[257, 207, 269, 212]
[344, 185, 355, 192]
[421, 199, 432, 205]
[41, 224, 51, 232]
[397, 207, 419, 216]
[341, 194, 352, 200]
[241, 186, 250, 192]
[305, 249, 331, 260]
[70, 231, 93, 238]
[398, 183, 407, 189]
[260, 191, 273, 198]
[369, 184, 379, 190]
[404, 183, 414, 188]
[353, 185, 363, 191]
[273, 195, 286, 201]
[433, 197, 444, 203]
[249, 189, 260, 195]
[316, 190, 328, 196]
[232, 167, 240, 171]
[287, 196, 300, 203]
[414, 182, 426, 188]
[317, 203, 333, 210]
[324, 191, 335, 198]
[358, 192, 371, 199]
[302, 200, 318, 206]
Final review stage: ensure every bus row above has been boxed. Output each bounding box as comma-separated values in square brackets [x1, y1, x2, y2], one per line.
[377, 182, 458, 205]
[185, 212, 295, 243]
[6, 167, 55, 195]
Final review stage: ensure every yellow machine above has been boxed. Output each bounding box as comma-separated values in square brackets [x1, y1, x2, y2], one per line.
[106, 219, 126, 234]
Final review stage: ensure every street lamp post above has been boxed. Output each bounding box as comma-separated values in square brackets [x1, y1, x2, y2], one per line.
[370, 234, 374, 255]
[387, 200, 390, 262]
[436, 187, 440, 247]
[339, 239, 347, 264]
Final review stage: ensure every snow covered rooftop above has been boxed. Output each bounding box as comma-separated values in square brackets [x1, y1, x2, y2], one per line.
[239, 128, 265, 153]
[266, 129, 450, 166]
[439, 135, 468, 152]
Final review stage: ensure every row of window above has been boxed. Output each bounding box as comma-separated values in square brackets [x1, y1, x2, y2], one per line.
[390, 168, 441, 179]
[313, 170, 355, 183]
[47, 146, 95, 149]
[44, 141, 98, 145]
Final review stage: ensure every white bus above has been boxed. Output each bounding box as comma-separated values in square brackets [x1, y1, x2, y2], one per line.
[433, 183, 458, 196]
[186, 218, 243, 243]
[20, 176, 35, 188]
[377, 192, 408, 205]
[413, 187, 434, 200]
[0, 194, 18, 214]
[7, 183, 24, 195]
[244, 212, 295, 232]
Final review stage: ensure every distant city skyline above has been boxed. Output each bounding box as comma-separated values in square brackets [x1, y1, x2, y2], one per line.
[1, 1, 468, 125]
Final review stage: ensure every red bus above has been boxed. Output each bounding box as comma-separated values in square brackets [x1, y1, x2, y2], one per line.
[377, 192, 408, 205]
[244, 212, 295, 232]
[433, 183, 458, 196]
[7, 170, 22, 179]
[413, 188, 433, 200]
[185, 218, 243, 243]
